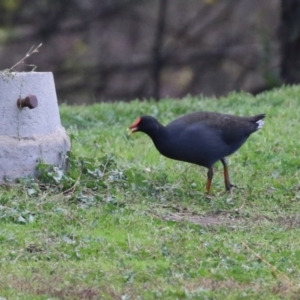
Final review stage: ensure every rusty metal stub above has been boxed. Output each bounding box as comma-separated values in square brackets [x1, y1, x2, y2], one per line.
[17, 94, 38, 109]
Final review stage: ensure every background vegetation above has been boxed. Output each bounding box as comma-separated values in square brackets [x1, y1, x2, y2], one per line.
[0, 0, 288, 103]
[0, 86, 300, 299]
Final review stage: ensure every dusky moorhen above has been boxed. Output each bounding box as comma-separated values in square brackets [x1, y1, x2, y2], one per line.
[129, 111, 265, 193]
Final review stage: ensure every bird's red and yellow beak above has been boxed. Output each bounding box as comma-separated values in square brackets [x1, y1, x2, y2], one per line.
[128, 117, 141, 134]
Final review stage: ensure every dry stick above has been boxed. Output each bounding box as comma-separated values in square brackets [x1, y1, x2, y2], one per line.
[145, 203, 165, 220]
[242, 242, 297, 289]
[63, 172, 82, 195]
[9, 43, 43, 71]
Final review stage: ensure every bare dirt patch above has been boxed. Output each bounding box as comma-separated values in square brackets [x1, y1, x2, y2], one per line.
[148, 204, 243, 227]
[180, 277, 299, 297]
[164, 212, 231, 226]
[0, 275, 108, 300]
[149, 203, 300, 229]
[277, 215, 300, 228]
[147, 204, 234, 226]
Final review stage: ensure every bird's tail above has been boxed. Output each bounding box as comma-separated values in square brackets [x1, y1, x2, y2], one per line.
[252, 114, 265, 130]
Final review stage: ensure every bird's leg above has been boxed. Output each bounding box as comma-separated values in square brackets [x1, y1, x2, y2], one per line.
[205, 167, 214, 194]
[220, 158, 235, 191]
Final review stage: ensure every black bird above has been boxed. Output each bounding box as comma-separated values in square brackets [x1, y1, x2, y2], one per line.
[129, 111, 265, 193]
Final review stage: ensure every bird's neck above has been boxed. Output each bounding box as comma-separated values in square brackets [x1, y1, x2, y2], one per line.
[145, 123, 167, 144]
[145, 124, 170, 155]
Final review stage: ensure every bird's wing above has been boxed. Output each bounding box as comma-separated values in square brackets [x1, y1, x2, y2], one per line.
[168, 112, 262, 145]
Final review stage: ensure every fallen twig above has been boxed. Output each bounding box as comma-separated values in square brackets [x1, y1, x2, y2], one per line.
[242, 241, 297, 289]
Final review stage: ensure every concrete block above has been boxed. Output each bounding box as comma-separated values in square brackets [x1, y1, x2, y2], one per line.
[0, 72, 71, 182]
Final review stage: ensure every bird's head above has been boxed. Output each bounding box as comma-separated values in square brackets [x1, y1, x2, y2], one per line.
[128, 116, 160, 135]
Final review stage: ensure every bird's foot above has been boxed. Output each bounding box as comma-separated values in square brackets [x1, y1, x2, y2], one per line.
[204, 191, 215, 200]
[225, 183, 236, 198]
[225, 183, 237, 191]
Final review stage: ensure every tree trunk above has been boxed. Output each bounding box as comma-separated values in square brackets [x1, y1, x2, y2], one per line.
[279, 0, 300, 83]
[152, 0, 168, 101]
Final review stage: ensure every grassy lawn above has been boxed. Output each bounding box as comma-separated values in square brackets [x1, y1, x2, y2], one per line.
[1, 86, 300, 299]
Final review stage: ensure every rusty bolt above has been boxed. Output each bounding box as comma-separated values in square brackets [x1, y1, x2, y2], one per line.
[17, 94, 38, 109]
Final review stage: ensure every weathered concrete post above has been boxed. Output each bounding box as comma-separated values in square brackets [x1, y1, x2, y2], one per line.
[0, 72, 71, 182]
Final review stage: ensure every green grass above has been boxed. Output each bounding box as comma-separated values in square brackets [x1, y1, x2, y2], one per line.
[1, 86, 300, 299]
